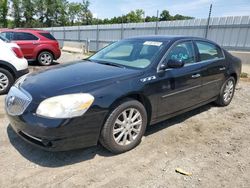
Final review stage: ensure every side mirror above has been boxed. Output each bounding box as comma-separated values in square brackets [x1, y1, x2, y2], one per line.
[167, 59, 185, 69]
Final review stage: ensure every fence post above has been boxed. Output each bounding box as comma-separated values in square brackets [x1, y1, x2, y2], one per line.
[121, 23, 124, 39]
[51, 27, 54, 36]
[205, 4, 212, 38]
[63, 27, 66, 41]
[78, 25, 81, 41]
[155, 10, 159, 35]
[96, 24, 99, 51]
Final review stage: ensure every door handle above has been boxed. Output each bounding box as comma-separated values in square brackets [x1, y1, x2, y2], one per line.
[32, 42, 40, 45]
[219, 67, 226, 71]
[192, 73, 201, 79]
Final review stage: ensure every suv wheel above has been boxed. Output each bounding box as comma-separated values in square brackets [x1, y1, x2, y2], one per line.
[0, 68, 14, 95]
[100, 99, 147, 154]
[38, 51, 54, 66]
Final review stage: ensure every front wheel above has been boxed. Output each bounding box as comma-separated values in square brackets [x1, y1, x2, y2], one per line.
[100, 99, 147, 154]
[215, 77, 236, 106]
[37, 51, 54, 66]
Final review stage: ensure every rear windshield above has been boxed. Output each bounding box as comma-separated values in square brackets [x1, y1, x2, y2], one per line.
[39, 33, 56, 40]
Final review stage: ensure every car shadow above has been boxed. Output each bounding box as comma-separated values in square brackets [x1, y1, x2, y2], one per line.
[7, 103, 213, 168]
[28, 60, 60, 67]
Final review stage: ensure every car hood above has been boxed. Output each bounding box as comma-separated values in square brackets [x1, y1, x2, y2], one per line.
[20, 61, 142, 102]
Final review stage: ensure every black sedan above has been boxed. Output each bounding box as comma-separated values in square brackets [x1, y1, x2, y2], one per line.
[5, 36, 241, 153]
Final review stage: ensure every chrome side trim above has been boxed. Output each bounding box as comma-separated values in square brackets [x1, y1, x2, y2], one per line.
[161, 78, 222, 99]
[203, 79, 222, 86]
[162, 85, 202, 98]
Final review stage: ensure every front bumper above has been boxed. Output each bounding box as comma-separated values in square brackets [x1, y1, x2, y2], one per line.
[16, 68, 29, 79]
[7, 110, 107, 151]
[5, 85, 107, 151]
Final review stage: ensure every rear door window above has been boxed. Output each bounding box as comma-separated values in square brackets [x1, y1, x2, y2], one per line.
[13, 32, 38, 41]
[196, 41, 224, 61]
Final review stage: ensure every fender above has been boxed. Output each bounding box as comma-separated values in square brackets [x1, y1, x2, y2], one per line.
[0, 60, 18, 78]
[33, 44, 56, 59]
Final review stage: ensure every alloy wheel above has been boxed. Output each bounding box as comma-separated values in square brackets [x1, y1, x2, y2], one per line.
[0, 72, 9, 91]
[40, 53, 52, 65]
[223, 80, 234, 103]
[113, 108, 142, 146]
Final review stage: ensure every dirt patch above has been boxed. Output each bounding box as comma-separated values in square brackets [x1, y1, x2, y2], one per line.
[0, 81, 249, 188]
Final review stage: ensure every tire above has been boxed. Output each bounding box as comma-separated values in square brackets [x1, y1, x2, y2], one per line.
[0, 68, 14, 95]
[215, 77, 236, 106]
[37, 51, 54, 66]
[100, 99, 147, 154]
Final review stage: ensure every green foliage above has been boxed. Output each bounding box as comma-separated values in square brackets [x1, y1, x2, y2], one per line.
[11, 0, 22, 27]
[240, 72, 248, 78]
[0, 0, 8, 27]
[0, 0, 194, 28]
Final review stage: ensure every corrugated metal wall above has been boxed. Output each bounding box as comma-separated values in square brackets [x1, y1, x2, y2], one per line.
[42, 16, 250, 51]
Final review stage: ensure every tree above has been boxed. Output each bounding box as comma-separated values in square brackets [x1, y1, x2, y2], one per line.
[173, 14, 193, 20]
[56, 0, 69, 26]
[160, 10, 172, 21]
[145, 16, 158, 22]
[125, 9, 145, 23]
[22, 0, 35, 27]
[33, 0, 46, 27]
[2, 1, 195, 28]
[0, 0, 8, 27]
[79, 0, 93, 25]
[68, 2, 82, 25]
[11, 0, 22, 28]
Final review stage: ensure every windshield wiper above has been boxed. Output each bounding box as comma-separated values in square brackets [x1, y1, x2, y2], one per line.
[96, 61, 125, 68]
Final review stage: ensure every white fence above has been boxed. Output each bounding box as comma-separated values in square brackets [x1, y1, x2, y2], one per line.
[41, 16, 250, 52]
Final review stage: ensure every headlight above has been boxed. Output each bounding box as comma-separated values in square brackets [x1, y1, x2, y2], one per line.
[36, 93, 94, 118]
[15, 74, 28, 87]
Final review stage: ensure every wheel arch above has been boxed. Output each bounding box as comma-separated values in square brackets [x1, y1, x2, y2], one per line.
[0, 60, 17, 79]
[230, 72, 238, 83]
[108, 93, 152, 126]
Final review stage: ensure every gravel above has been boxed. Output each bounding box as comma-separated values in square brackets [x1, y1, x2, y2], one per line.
[0, 52, 249, 187]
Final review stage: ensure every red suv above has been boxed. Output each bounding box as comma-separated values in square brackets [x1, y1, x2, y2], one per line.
[0, 29, 61, 66]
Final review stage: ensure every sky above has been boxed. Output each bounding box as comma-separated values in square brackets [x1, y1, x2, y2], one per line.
[71, 0, 250, 19]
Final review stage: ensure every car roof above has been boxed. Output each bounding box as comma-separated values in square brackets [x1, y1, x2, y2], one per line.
[126, 35, 216, 43]
[0, 28, 49, 33]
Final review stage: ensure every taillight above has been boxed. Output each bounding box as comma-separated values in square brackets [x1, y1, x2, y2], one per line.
[12, 47, 24, 58]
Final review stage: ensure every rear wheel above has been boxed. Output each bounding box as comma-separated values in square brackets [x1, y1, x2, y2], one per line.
[0, 68, 14, 95]
[100, 99, 147, 154]
[37, 51, 54, 66]
[215, 77, 236, 106]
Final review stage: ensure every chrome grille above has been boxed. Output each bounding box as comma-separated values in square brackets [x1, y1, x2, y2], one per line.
[5, 87, 32, 116]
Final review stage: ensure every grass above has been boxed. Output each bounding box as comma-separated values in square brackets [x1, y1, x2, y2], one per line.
[240, 72, 248, 78]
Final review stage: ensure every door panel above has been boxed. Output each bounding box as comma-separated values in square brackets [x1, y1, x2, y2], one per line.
[195, 41, 227, 100]
[154, 40, 202, 118]
[14, 41, 36, 59]
[12, 32, 39, 60]
[199, 59, 227, 100]
[156, 64, 202, 117]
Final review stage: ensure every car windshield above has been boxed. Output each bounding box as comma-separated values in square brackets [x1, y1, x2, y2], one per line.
[89, 39, 167, 69]
[0, 33, 10, 42]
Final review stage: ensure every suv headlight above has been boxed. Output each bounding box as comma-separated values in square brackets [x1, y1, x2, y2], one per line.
[36, 93, 94, 118]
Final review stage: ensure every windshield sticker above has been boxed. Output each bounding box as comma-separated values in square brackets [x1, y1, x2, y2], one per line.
[143, 41, 163, 46]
